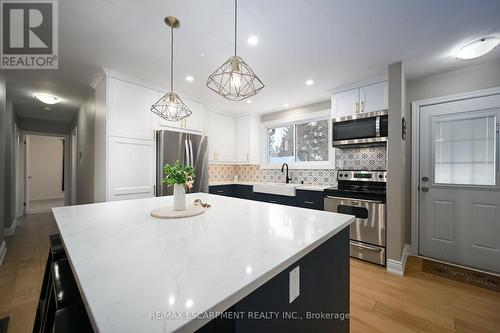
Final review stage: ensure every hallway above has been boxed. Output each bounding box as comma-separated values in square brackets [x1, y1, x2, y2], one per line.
[0, 214, 57, 333]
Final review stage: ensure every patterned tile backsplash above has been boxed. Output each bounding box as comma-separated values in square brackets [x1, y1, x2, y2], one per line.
[209, 146, 387, 186]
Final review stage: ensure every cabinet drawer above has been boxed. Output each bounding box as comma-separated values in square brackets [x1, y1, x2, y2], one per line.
[296, 190, 325, 210]
[209, 185, 234, 197]
[252, 193, 296, 206]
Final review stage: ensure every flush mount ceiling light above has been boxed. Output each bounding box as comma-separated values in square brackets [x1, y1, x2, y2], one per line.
[456, 37, 499, 59]
[151, 16, 192, 122]
[35, 94, 59, 104]
[206, 0, 264, 101]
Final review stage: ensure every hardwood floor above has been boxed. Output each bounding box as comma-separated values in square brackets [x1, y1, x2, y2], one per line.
[0, 213, 57, 333]
[1, 213, 499, 333]
[350, 257, 500, 333]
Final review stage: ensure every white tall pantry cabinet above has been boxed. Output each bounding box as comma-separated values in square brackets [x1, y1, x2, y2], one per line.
[92, 70, 205, 202]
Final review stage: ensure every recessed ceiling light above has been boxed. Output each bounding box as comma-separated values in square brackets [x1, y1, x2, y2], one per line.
[200, 53, 205, 57]
[35, 94, 59, 104]
[246, 99, 252, 104]
[42, 107, 51, 111]
[185, 75, 194, 82]
[456, 37, 499, 59]
[305, 79, 314, 86]
[283, 103, 290, 108]
[247, 35, 259, 46]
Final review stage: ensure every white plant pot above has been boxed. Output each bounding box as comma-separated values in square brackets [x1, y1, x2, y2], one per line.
[173, 184, 186, 211]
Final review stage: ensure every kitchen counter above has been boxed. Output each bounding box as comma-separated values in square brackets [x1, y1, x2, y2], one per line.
[209, 181, 331, 192]
[52, 193, 353, 333]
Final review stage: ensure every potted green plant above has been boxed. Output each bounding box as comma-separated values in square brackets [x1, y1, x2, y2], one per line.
[162, 160, 196, 210]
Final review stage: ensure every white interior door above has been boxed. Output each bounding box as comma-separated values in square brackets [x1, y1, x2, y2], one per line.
[419, 95, 500, 273]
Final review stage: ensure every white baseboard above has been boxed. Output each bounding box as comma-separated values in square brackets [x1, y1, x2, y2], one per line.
[387, 243, 411, 276]
[0, 241, 6, 266]
[4, 218, 17, 236]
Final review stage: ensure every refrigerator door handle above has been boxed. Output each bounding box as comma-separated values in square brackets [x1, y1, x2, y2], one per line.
[189, 139, 194, 167]
[184, 139, 190, 166]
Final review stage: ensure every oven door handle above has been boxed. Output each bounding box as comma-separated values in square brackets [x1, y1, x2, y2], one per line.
[350, 241, 383, 252]
[326, 196, 383, 204]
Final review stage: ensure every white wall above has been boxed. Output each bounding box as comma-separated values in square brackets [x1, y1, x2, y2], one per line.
[28, 135, 65, 201]
[0, 75, 5, 246]
[70, 92, 96, 204]
[387, 61, 408, 263]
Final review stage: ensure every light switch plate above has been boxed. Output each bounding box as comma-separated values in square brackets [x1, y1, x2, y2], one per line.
[289, 266, 300, 303]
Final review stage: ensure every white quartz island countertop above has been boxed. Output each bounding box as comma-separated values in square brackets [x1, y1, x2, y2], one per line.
[52, 193, 354, 333]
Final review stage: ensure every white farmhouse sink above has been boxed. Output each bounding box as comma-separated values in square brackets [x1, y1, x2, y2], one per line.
[253, 183, 297, 197]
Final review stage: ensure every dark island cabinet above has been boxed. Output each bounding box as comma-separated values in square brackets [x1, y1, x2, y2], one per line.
[208, 185, 325, 211]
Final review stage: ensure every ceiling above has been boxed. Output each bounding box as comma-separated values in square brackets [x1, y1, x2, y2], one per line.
[4, 0, 500, 122]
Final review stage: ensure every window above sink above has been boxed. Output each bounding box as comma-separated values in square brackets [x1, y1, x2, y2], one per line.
[260, 109, 335, 170]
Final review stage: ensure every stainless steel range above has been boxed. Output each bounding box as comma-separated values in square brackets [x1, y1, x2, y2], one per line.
[324, 170, 387, 266]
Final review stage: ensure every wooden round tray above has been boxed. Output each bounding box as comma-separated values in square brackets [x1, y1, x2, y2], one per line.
[151, 205, 206, 219]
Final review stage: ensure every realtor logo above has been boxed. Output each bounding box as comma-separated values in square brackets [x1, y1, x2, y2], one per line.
[1, 0, 58, 69]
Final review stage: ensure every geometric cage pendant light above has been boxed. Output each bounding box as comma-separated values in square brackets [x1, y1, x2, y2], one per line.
[151, 16, 192, 121]
[206, 0, 264, 101]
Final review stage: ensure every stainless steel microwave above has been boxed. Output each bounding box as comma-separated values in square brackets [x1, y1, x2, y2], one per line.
[332, 110, 388, 147]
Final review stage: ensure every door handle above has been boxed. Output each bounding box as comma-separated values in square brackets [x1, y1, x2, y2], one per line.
[326, 195, 383, 204]
[421, 186, 429, 192]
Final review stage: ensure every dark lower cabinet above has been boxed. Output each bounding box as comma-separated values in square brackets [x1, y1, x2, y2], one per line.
[209, 185, 234, 197]
[197, 228, 350, 333]
[296, 190, 325, 210]
[208, 185, 325, 211]
[233, 185, 253, 200]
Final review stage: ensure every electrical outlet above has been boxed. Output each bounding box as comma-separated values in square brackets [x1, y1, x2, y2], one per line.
[289, 266, 300, 303]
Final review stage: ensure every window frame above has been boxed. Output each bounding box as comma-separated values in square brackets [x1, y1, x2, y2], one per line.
[260, 110, 335, 170]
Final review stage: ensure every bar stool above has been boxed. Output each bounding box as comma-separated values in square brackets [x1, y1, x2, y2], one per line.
[53, 300, 94, 333]
[52, 258, 80, 310]
[34, 234, 67, 333]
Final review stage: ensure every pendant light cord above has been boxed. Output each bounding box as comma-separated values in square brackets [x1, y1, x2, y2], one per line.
[234, 0, 237, 56]
[170, 24, 174, 92]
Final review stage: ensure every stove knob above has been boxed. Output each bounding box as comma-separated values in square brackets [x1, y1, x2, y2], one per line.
[379, 175, 383, 179]
[339, 174, 343, 177]
[344, 173, 348, 177]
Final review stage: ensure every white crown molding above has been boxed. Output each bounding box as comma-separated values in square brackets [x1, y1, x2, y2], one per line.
[4, 218, 17, 236]
[0, 241, 6, 267]
[386, 243, 411, 276]
[327, 74, 388, 95]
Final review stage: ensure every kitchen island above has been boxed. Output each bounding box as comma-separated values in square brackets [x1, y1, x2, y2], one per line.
[52, 193, 354, 332]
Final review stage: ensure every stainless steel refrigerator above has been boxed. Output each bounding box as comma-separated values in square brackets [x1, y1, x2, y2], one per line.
[156, 130, 209, 196]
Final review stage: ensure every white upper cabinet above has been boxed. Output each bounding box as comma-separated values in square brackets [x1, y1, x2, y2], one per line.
[359, 81, 388, 113]
[331, 89, 359, 118]
[235, 115, 260, 164]
[331, 81, 388, 118]
[156, 95, 205, 133]
[205, 111, 235, 162]
[183, 99, 205, 133]
[108, 77, 156, 140]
